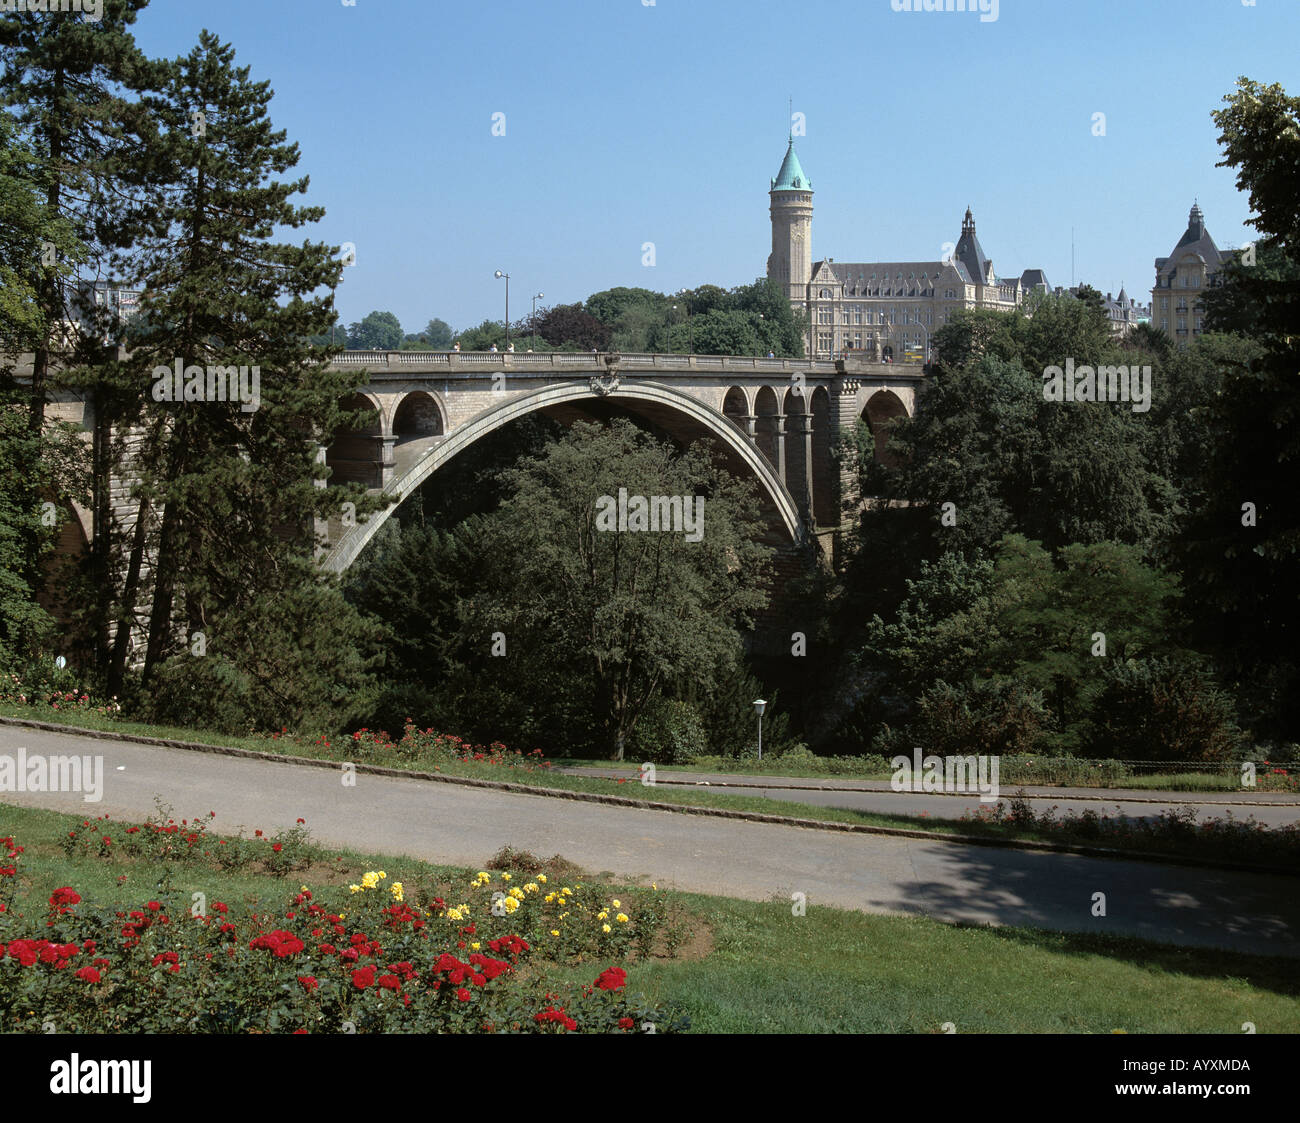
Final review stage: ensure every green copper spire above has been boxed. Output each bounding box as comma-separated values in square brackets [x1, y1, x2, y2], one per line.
[771, 138, 811, 192]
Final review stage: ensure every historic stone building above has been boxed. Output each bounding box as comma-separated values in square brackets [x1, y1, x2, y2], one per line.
[766, 138, 1050, 360]
[1150, 202, 1229, 346]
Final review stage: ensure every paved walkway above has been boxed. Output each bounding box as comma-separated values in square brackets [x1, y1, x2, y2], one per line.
[1, 725, 1296, 958]
[560, 766, 1300, 827]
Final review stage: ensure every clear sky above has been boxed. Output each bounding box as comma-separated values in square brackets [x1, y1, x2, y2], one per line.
[126, 0, 1300, 337]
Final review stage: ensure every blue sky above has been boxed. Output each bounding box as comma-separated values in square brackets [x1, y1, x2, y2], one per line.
[127, 0, 1299, 337]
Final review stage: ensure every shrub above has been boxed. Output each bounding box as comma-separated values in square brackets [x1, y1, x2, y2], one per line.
[628, 698, 709, 764]
[874, 678, 1053, 757]
[1086, 657, 1243, 762]
[0, 838, 692, 1035]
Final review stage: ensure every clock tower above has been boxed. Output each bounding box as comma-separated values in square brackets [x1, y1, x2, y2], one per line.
[767, 137, 814, 303]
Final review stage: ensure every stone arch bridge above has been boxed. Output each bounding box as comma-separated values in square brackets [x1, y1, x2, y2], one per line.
[316, 350, 921, 570]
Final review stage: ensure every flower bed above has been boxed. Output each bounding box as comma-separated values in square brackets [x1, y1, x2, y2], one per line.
[0, 832, 687, 1034]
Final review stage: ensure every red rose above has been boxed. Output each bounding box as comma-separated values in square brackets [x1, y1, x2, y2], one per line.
[378, 974, 402, 991]
[48, 887, 81, 908]
[352, 966, 376, 989]
[272, 844, 283, 853]
[618, 1017, 635, 1030]
[456, 988, 472, 1002]
[298, 975, 319, 992]
[594, 966, 627, 991]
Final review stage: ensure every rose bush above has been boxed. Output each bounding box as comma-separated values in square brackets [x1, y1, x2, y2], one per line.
[0, 839, 688, 1034]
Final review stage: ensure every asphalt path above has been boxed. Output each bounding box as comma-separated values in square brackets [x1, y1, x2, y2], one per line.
[1, 725, 1297, 958]
[561, 767, 1300, 828]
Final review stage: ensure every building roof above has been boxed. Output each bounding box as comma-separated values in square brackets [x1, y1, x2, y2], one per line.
[1156, 202, 1225, 283]
[811, 258, 972, 292]
[771, 138, 811, 192]
[1020, 268, 1051, 291]
[955, 207, 994, 284]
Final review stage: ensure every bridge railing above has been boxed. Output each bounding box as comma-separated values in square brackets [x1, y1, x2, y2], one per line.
[323, 351, 907, 375]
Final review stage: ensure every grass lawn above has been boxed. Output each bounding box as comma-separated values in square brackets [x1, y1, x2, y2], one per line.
[1, 801, 1296, 1034]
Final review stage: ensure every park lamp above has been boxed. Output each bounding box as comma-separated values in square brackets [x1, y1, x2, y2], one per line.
[753, 698, 767, 761]
[494, 270, 510, 348]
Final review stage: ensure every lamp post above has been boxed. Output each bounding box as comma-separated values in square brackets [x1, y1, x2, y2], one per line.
[675, 290, 693, 353]
[531, 291, 544, 351]
[494, 270, 510, 349]
[891, 312, 930, 363]
[753, 698, 767, 762]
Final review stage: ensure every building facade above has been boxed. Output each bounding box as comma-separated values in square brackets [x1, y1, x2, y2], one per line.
[1151, 202, 1228, 346]
[766, 138, 1050, 360]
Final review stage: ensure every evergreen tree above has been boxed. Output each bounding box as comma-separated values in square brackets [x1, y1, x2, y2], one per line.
[1176, 78, 1300, 736]
[100, 30, 380, 700]
[0, 0, 153, 431]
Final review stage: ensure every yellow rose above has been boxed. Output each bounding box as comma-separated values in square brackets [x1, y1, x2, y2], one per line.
[616, 913, 629, 924]
[550, 929, 560, 937]
[470, 942, 481, 951]
[612, 899, 621, 908]
[501, 872, 512, 881]
[602, 924, 612, 933]
[378, 871, 387, 879]
[537, 874, 547, 883]
[525, 883, 539, 894]
[447, 908, 463, 921]
[597, 911, 609, 921]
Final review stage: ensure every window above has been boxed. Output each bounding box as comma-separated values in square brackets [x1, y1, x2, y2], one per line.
[842, 309, 851, 325]
[818, 309, 832, 325]
[817, 332, 833, 353]
[854, 307, 863, 325]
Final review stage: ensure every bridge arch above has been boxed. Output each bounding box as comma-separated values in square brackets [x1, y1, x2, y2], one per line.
[722, 385, 749, 435]
[326, 392, 384, 488]
[863, 388, 908, 468]
[320, 380, 804, 573]
[392, 389, 446, 441]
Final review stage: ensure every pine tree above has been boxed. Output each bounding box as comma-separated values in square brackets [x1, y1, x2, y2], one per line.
[106, 30, 379, 697]
[0, 0, 153, 430]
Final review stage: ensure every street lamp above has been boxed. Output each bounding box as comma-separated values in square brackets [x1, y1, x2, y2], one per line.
[494, 270, 510, 349]
[753, 698, 767, 762]
[675, 290, 693, 353]
[531, 291, 544, 351]
[890, 312, 930, 363]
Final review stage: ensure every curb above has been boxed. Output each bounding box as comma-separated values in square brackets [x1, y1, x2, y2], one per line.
[2, 714, 1297, 879]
